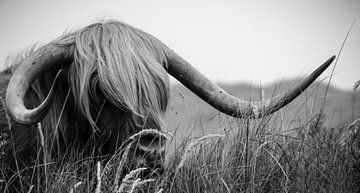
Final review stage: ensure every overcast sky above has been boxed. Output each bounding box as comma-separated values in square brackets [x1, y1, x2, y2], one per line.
[0, 0, 359, 90]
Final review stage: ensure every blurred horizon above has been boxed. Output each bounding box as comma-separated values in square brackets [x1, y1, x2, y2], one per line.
[0, 0, 359, 90]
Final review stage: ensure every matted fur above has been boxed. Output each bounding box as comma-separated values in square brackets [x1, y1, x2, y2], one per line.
[1, 21, 171, 166]
[59, 20, 169, 126]
[56, 21, 170, 129]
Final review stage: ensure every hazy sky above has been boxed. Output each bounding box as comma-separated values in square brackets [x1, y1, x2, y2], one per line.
[0, 0, 359, 90]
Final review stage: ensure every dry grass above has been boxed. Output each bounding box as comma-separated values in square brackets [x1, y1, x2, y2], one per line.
[1, 86, 360, 193]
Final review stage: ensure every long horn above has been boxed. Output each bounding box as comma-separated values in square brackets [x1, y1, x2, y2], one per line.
[5, 43, 71, 124]
[166, 50, 335, 118]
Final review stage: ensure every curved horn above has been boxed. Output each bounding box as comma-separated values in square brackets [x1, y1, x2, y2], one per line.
[166, 50, 335, 119]
[5, 44, 71, 124]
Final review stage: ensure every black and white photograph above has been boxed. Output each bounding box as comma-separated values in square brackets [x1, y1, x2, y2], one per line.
[0, 0, 359, 192]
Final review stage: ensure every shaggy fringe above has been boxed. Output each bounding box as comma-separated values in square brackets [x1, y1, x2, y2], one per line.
[56, 21, 170, 130]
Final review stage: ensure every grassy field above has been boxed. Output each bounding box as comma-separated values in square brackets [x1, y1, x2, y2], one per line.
[1, 80, 360, 193]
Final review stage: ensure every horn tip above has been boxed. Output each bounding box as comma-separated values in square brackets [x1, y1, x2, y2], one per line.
[321, 55, 336, 70]
[330, 55, 336, 61]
